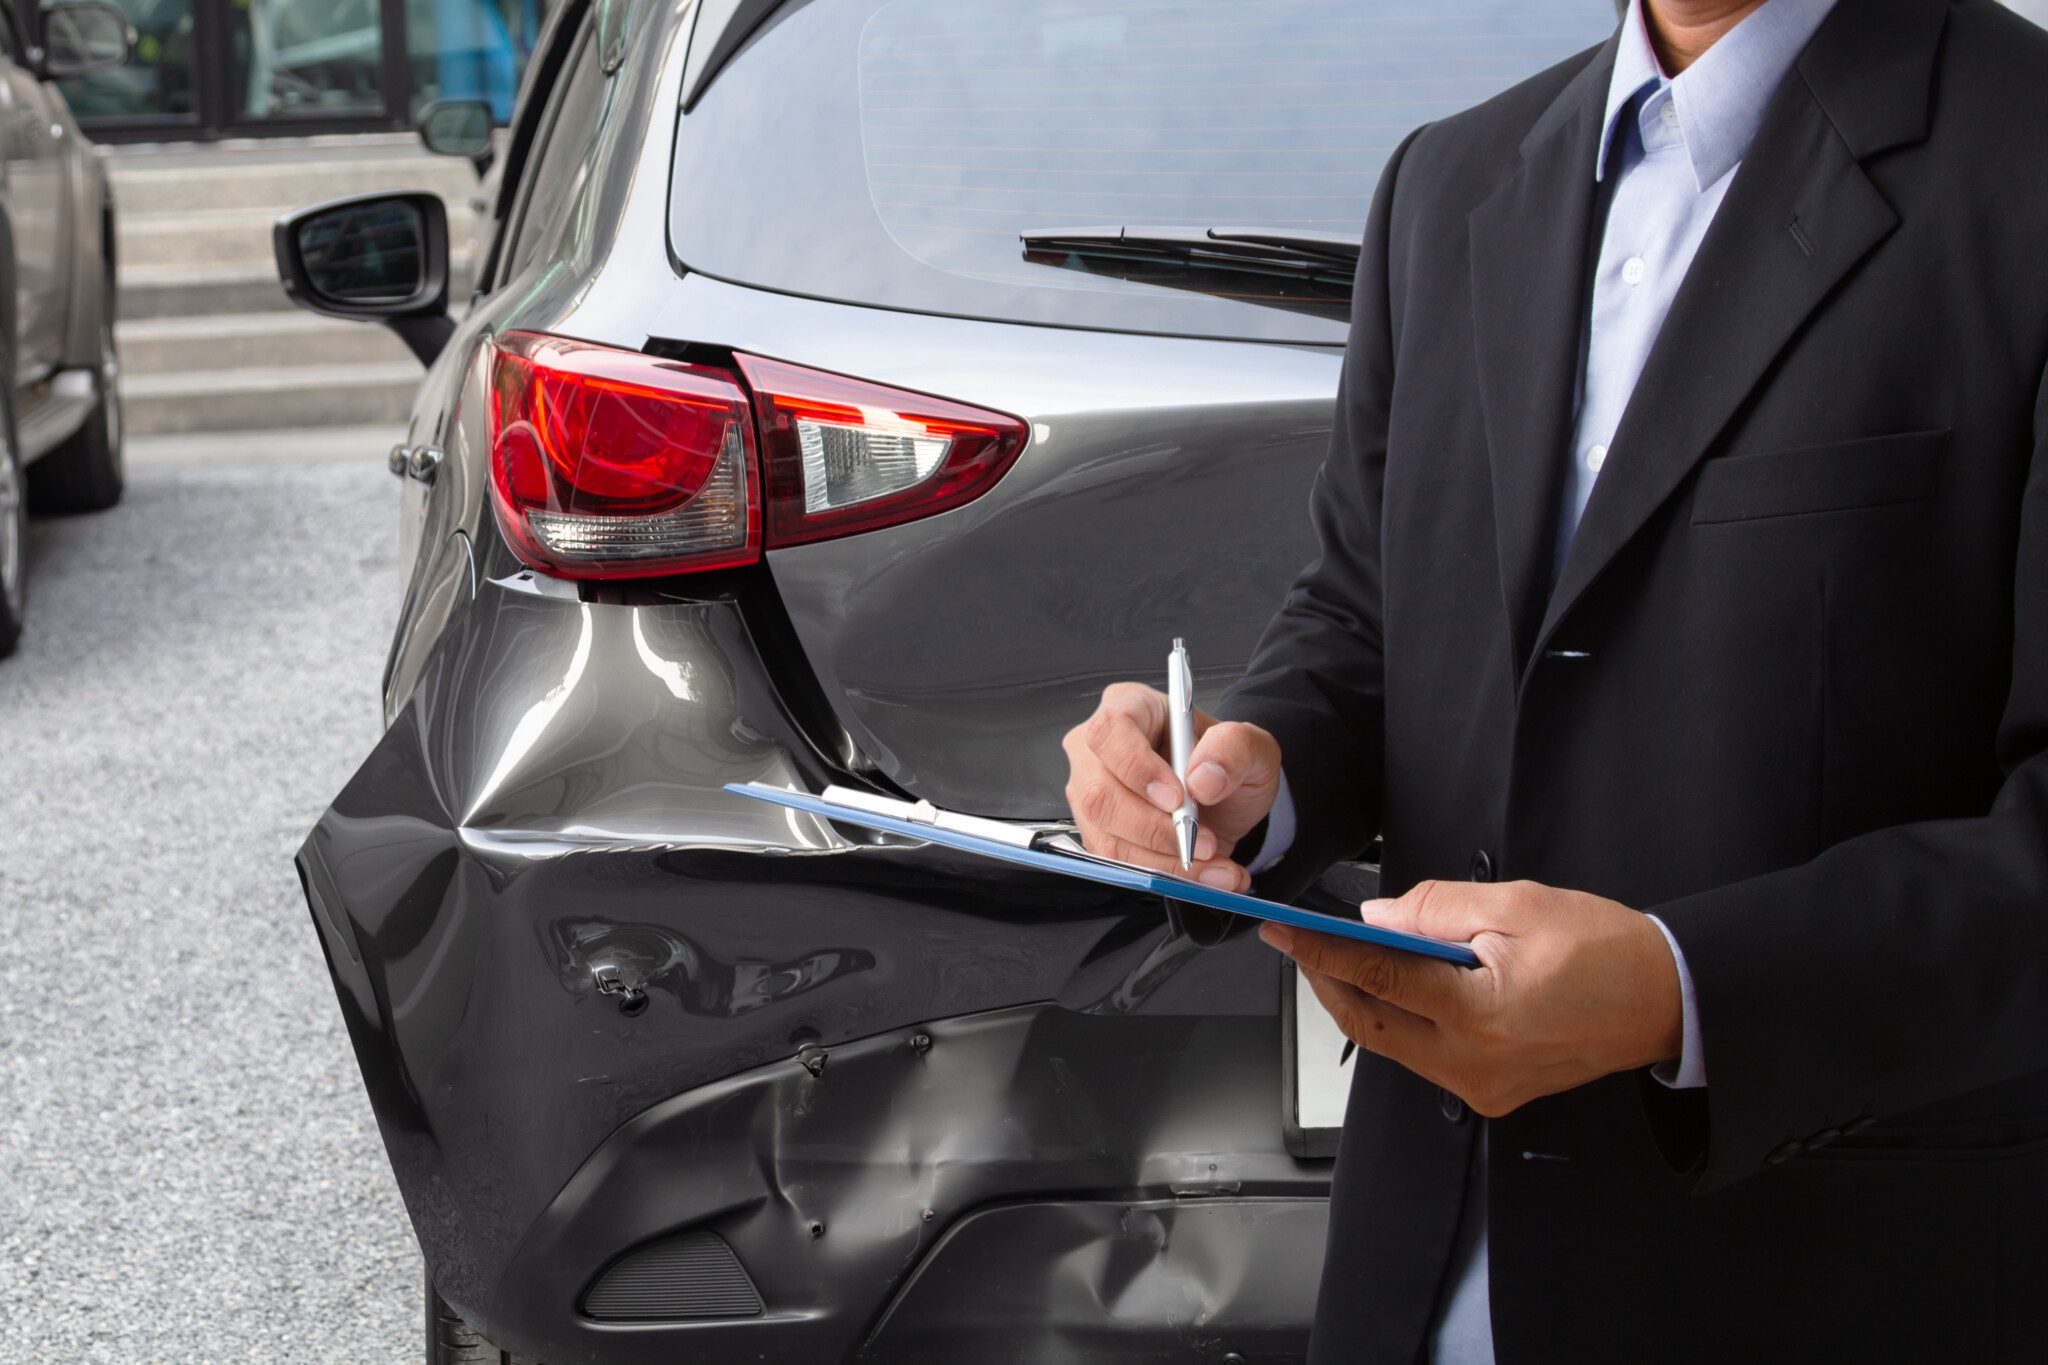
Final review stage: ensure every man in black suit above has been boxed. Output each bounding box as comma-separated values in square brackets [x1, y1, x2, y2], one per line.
[1062, 0, 2048, 1356]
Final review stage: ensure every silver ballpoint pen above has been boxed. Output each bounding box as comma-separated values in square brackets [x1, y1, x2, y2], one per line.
[1167, 638, 1199, 870]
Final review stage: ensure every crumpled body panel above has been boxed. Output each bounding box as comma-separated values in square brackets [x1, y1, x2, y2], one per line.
[298, 573, 1327, 1362]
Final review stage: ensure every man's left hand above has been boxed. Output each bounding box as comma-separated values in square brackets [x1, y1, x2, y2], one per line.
[1261, 879, 1683, 1117]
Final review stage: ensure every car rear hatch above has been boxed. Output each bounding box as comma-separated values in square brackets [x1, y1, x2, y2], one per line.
[663, 0, 1620, 816]
[741, 301, 1344, 820]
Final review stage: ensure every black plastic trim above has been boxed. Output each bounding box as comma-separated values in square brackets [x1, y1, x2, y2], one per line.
[582, 1229, 764, 1322]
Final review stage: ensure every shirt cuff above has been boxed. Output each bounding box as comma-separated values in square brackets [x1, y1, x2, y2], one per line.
[1244, 774, 1296, 875]
[1646, 914, 1707, 1090]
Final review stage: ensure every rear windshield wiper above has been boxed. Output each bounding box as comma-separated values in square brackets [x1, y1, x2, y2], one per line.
[1019, 226, 1359, 318]
[1019, 225, 1361, 270]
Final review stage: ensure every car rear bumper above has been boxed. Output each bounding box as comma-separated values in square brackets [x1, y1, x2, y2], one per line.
[486, 1003, 1325, 1364]
[297, 572, 1329, 1363]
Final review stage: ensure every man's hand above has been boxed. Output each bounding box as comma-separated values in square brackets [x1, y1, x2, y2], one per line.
[1062, 682, 1281, 891]
[1262, 879, 1683, 1116]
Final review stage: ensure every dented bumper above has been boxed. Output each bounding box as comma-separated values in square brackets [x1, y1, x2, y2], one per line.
[297, 573, 1328, 1363]
[492, 1005, 1326, 1364]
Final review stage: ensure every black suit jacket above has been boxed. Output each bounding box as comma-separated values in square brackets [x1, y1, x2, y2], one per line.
[1216, 1, 2048, 1358]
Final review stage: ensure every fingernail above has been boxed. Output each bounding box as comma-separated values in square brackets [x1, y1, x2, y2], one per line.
[1198, 866, 1238, 889]
[1190, 761, 1226, 802]
[1359, 898, 1392, 920]
[1145, 781, 1179, 811]
[1194, 830, 1217, 861]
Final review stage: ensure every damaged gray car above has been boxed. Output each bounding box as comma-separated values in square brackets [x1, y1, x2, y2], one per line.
[275, 0, 1616, 1360]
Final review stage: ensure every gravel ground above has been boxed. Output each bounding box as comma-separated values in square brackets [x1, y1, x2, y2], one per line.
[0, 450, 417, 1362]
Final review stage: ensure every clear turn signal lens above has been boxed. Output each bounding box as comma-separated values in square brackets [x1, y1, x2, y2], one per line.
[795, 418, 950, 514]
[736, 353, 1028, 548]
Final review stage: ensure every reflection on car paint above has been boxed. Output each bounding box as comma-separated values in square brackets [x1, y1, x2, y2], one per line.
[466, 601, 593, 819]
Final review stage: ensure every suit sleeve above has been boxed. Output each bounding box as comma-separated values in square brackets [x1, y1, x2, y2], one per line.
[1645, 357, 2048, 1192]
[1207, 127, 1423, 908]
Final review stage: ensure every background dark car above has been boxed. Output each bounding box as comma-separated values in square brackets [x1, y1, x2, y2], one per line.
[0, 0, 130, 657]
[276, 0, 1616, 1360]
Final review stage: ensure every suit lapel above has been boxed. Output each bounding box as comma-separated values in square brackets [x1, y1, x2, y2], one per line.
[1469, 41, 1615, 677]
[1530, 0, 1947, 659]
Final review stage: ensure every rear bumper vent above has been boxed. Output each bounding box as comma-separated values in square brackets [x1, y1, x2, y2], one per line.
[581, 1230, 765, 1321]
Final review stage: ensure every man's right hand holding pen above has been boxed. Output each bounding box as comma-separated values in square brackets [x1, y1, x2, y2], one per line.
[1061, 681, 1283, 892]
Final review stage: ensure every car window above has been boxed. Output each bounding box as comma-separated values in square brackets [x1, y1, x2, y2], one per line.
[672, 0, 1618, 345]
[502, 23, 608, 283]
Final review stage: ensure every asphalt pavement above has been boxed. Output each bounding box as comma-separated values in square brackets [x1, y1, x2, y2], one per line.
[0, 430, 417, 1362]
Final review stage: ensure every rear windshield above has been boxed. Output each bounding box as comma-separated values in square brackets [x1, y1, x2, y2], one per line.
[671, 0, 1618, 344]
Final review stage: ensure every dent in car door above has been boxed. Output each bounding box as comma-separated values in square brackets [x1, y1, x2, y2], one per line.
[0, 51, 66, 379]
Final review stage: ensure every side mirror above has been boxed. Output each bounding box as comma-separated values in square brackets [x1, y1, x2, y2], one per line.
[274, 192, 454, 367]
[418, 99, 495, 178]
[39, 0, 133, 81]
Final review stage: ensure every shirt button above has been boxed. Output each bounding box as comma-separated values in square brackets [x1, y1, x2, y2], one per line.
[1621, 256, 1646, 286]
[1586, 444, 1607, 473]
[1660, 101, 1679, 126]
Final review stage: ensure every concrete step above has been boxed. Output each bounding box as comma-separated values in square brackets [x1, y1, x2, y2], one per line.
[117, 205, 480, 271]
[107, 143, 486, 217]
[119, 264, 287, 320]
[118, 311, 419, 375]
[125, 361, 421, 436]
[104, 136, 478, 437]
[120, 256, 474, 320]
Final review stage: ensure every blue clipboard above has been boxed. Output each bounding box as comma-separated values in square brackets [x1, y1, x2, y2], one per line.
[725, 782, 1480, 967]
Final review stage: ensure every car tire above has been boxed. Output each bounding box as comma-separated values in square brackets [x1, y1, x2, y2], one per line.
[427, 1271, 539, 1365]
[28, 298, 123, 515]
[0, 385, 25, 660]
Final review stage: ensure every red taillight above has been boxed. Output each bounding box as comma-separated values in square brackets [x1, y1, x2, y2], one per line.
[735, 353, 1028, 547]
[488, 331, 761, 579]
[486, 332, 1026, 579]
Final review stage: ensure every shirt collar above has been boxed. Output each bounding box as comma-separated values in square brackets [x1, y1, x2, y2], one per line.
[1596, 0, 1840, 190]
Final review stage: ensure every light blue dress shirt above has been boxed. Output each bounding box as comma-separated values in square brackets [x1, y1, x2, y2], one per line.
[1250, 0, 1839, 1357]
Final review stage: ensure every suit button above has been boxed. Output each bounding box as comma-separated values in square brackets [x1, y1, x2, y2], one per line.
[1765, 1139, 1805, 1166]
[1845, 1117, 1876, 1135]
[1810, 1127, 1842, 1148]
[1471, 851, 1494, 883]
[1438, 1088, 1467, 1123]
